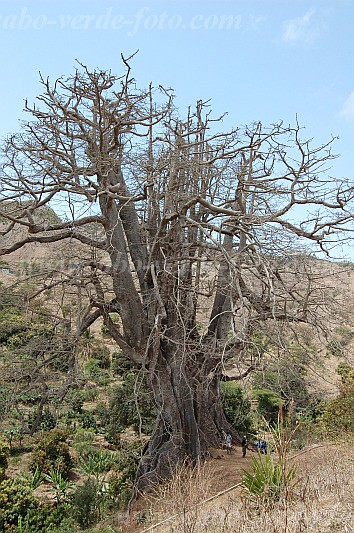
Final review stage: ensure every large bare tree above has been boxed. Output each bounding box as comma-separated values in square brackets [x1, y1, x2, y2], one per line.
[0, 56, 352, 490]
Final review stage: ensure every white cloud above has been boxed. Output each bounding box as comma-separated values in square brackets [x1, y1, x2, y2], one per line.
[249, 14, 267, 31]
[339, 92, 354, 119]
[282, 9, 318, 43]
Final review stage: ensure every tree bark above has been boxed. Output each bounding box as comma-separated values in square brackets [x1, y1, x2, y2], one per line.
[135, 345, 236, 492]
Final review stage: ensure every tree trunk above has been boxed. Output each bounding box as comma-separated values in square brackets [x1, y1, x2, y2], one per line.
[134, 346, 236, 492]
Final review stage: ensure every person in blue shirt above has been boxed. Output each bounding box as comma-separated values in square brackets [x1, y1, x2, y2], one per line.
[225, 433, 232, 454]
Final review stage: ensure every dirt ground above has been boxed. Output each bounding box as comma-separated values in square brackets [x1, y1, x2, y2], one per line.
[118, 442, 354, 533]
[119, 443, 256, 532]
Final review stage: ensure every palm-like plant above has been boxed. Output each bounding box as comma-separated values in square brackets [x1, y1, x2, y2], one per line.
[242, 407, 298, 509]
[44, 466, 75, 503]
[242, 453, 297, 508]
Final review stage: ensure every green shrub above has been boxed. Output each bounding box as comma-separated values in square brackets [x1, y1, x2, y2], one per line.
[28, 407, 57, 431]
[29, 429, 73, 477]
[337, 361, 354, 383]
[252, 363, 309, 410]
[107, 441, 142, 508]
[79, 450, 114, 481]
[326, 326, 354, 358]
[108, 474, 134, 509]
[91, 345, 111, 369]
[0, 478, 38, 529]
[105, 372, 156, 435]
[71, 478, 101, 528]
[81, 387, 99, 402]
[21, 502, 73, 532]
[0, 308, 29, 344]
[19, 467, 45, 490]
[252, 389, 282, 424]
[68, 390, 84, 414]
[44, 467, 75, 504]
[85, 358, 110, 385]
[108, 445, 140, 509]
[242, 414, 298, 509]
[0, 436, 10, 481]
[111, 351, 133, 377]
[72, 428, 96, 458]
[220, 382, 253, 434]
[79, 411, 97, 430]
[319, 377, 354, 438]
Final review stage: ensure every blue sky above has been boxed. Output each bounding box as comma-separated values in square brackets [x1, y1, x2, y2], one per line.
[0, 0, 353, 256]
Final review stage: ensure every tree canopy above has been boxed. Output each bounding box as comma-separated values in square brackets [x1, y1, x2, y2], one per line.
[0, 55, 352, 490]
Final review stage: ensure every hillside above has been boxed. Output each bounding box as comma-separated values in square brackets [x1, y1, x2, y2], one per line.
[1, 205, 354, 401]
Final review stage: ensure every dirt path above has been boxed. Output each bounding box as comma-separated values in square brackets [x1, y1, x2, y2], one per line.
[204, 445, 255, 493]
[118, 444, 257, 532]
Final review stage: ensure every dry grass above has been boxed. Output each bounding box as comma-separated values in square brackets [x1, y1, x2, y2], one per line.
[140, 443, 353, 533]
[141, 462, 218, 533]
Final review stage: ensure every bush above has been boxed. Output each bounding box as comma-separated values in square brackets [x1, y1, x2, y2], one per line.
[68, 391, 84, 414]
[107, 443, 142, 509]
[81, 387, 99, 402]
[85, 358, 110, 385]
[21, 502, 73, 532]
[71, 478, 101, 528]
[27, 407, 57, 431]
[319, 366, 354, 438]
[252, 389, 282, 424]
[326, 326, 354, 358]
[78, 450, 114, 480]
[72, 428, 96, 458]
[0, 478, 38, 529]
[241, 453, 297, 509]
[0, 308, 29, 344]
[111, 351, 133, 377]
[0, 436, 10, 481]
[105, 372, 156, 436]
[108, 440, 142, 508]
[108, 474, 134, 509]
[79, 411, 97, 430]
[29, 429, 73, 477]
[220, 382, 253, 434]
[252, 362, 309, 410]
[91, 345, 111, 369]
[242, 415, 298, 509]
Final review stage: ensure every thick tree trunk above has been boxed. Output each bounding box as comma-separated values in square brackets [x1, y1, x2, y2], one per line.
[134, 348, 236, 492]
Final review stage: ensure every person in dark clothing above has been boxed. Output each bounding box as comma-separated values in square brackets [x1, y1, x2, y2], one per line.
[241, 435, 247, 457]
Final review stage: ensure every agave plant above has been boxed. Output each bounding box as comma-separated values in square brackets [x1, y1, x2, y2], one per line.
[44, 466, 75, 503]
[241, 453, 297, 508]
[19, 466, 45, 489]
[78, 451, 113, 482]
[242, 408, 298, 509]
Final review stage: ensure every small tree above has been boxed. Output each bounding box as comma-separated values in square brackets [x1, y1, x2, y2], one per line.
[319, 363, 354, 437]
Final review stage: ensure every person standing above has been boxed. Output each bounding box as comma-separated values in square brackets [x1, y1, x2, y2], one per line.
[241, 435, 247, 457]
[225, 433, 232, 454]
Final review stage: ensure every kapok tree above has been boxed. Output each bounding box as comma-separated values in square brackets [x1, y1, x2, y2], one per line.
[0, 56, 351, 491]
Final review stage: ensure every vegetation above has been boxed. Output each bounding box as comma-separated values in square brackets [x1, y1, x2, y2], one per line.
[0, 55, 352, 492]
[0, 478, 38, 530]
[241, 453, 297, 509]
[0, 55, 353, 530]
[319, 363, 354, 437]
[29, 429, 73, 477]
[220, 382, 253, 434]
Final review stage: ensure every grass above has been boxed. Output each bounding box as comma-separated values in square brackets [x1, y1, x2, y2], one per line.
[138, 442, 353, 533]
